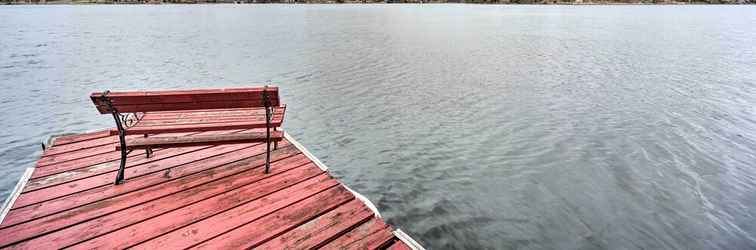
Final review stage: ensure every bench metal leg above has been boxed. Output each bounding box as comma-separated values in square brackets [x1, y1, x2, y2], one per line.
[264, 112, 271, 174]
[263, 88, 272, 174]
[100, 90, 133, 185]
[265, 140, 271, 174]
[114, 131, 128, 185]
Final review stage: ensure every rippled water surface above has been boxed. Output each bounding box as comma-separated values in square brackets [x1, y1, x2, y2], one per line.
[1, 4, 756, 249]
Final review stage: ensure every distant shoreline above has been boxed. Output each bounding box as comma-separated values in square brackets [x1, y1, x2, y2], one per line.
[2, 0, 754, 4]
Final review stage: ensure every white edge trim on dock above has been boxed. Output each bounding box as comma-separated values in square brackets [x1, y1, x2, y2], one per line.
[284, 132, 425, 249]
[283, 132, 383, 217]
[394, 229, 426, 250]
[1, 133, 61, 224]
[283, 132, 329, 172]
[0, 167, 34, 224]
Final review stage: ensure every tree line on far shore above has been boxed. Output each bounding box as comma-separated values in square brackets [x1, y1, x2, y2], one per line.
[3, 0, 753, 4]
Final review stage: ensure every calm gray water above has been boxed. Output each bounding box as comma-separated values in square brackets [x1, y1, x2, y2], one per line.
[1, 4, 755, 249]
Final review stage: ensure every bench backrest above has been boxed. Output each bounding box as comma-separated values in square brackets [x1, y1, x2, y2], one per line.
[90, 86, 280, 114]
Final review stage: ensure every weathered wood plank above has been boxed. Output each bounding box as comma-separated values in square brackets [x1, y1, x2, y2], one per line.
[190, 185, 355, 249]
[29, 127, 243, 186]
[120, 131, 283, 150]
[95, 100, 282, 114]
[124, 119, 283, 135]
[42, 135, 118, 157]
[7, 158, 317, 249]
[92, 86, 277, 97]
[30, 150, 144, 180]
[386, 241, 413, 250]
[137, 108, 284, 123]
[50, 130, 111, 147]
[320, 218, 391, 249]
[1, 142, 294, 228]
[140, 107, 272, 119]
[42, 131, 201, 158]
[71, 167, 328, 250]
[32, 130, 247, 181]
[133, 113, 285, 128]
[35, 144, 116, 168]
[91, 87, 278, 102]
[132, 175, 340, 249]
[338, 229, 397, 250]
[13, 143, 258, 210]
[27, 146, 207, 193]
[91, 87, 280, 114]
[256, 199, 375, 250]
[0, 145, 301, 246]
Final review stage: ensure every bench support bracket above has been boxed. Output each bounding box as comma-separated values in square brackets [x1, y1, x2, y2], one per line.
[263, 86, 272, 174]
[100, 91, 130, 185]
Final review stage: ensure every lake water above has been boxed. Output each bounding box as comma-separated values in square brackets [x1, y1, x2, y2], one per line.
[1, 4, 755, 249]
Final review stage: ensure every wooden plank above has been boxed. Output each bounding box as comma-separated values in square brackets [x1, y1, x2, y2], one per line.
[139, 106, 284, 119]
[26, 145, 205, 193]
[256, 199, 375, 250]
[91, 86, 278, 99]
[131, 173, 339, 250]
[386, 241, 413, 250]
[0, 145, 303, 245]
[107, 93, 279, 105]
[30, 147, 150, 180]
[91, 87, 280, 114]
[134, 112, 285, 127]
[31, 129, 227, 182]
[135, 116, 284, 129]
[139, 108, 276, 120]
[107, 100, 281, 114]
[120, 131, 284, 150]
[35, 144, 116, 168]
[123, 119, 283, 135]
[42, 135, 118, 157]
[50, 130, 111, 147]
[70, 167, 327, 250]
[140, 107, 273, 115]
[12, 143, 259, 210]
[320, 218, 391, 249]
[30, 128, 237, 180]
[27, 149, 154, 192]
[190, 185, 355, 249]
[36, 129, 194, 167]
[42, 131, 199, 158]
[0, 142, 292, 228]
[6, 158, 318, 249]
[338, 229, 397, 250]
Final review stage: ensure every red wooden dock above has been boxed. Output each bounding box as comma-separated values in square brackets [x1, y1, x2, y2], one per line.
[0, 127, 423, 249]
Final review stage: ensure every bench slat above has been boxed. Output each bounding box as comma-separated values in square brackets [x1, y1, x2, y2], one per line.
[123, 120, 283, 135]
[95, 100, 281, 114]
[119, 132, 284, 150]
[135, 108, 285, 126]
[91, 87, 280, 114]
[93, 87, 276, 97]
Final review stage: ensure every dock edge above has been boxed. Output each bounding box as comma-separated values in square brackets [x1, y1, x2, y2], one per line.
[0, 167, 33, 224]
[0, 132, 85, 224]
[284, 132, 425, 250]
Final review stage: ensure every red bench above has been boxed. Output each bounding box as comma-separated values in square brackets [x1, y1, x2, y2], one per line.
[91, 86, 286, 185]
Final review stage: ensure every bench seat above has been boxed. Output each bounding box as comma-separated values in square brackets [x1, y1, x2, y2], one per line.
[117, 131, 284, 150]
[110, 107, 286, 135]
